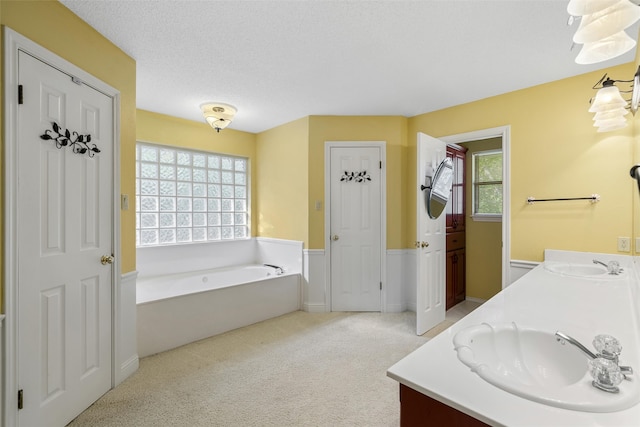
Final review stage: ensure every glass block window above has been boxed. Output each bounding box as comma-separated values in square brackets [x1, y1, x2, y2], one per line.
[136, 143, 249, 246]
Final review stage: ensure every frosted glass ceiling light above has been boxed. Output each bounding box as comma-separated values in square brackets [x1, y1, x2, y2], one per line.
[573, 0, 640, 44]
[567, 0, 620, 16]
[200, 102, 237, 133]
[575, 31, 636, 64]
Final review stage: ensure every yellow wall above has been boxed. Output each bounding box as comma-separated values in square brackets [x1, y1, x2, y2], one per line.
[633, 29, 640, 254]
[408, 63, 636, 262]
[462, 138, 502, 300]
[307, 115, 408, 249]
[1, 0, 137, 311]
[136, 110, 258, 236]
[256, 117, 309, 245]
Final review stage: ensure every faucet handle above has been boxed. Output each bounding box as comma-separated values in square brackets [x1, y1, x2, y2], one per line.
[589, 357, 623, 393]
[593, 334, 622, 358]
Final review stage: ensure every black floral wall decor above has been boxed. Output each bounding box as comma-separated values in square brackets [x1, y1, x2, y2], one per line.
[340, 170, 371, 183]
[41, 121, 100, 158]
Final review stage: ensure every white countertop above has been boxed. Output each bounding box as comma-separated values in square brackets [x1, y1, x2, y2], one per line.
[387, 251, 640, 427]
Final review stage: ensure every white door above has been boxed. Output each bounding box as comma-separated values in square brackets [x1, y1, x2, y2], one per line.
[329, 146, 382, 311]
[416, 133, 447, 335]
[17, 51, 114, 426]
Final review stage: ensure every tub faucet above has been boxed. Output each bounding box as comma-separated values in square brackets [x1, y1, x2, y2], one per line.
[556, 331, 633, 393]
[264, 264, 284, 275]
[593, 259, 623, 275]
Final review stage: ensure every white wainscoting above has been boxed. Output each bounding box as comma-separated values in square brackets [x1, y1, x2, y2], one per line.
[303, 249, 414, 313]
[115, 271, 139, 385]
[302, 249, 535, 312]
[509, 260, 539, 285]
[304, 249, 327, 312]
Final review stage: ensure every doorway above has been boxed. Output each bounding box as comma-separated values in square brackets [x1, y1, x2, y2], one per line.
[4, 29, 120, 426]
[325, 142, 386, 312]
[441, 126, 511, 291]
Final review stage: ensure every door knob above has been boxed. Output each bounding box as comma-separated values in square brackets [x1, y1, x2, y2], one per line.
[101, 255, 114, 265]
[331, 235, 340, 241]
[421, 242, 430, 248]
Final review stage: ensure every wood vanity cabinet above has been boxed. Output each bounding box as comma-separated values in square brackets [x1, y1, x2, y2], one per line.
[399, 384, 490, 427]
[446, 144, 467, 310]
[446, 241, 466, 310]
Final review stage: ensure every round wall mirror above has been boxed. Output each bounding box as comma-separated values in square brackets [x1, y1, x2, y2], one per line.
[424, 157, 454, 219]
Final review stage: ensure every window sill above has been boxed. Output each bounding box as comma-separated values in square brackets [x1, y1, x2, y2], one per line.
[471, 214, 502, 223]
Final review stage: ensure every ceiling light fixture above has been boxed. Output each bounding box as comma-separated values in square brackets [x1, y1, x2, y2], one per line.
[568, 0, 640, 64]
[200, 102, 237, 132]
[589, 73, 634, 132]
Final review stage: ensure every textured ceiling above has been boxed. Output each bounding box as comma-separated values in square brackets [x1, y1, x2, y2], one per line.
[60, 0, 639, 134]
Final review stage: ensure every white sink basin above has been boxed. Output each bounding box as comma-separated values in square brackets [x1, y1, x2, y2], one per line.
[453, 323, 639, 412]
[544, 262, 617, 278]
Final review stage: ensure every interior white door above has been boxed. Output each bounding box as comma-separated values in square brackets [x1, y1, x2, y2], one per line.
[416, 133, 447, 335]
[330, 146, 382, 311]
[17, 51, 114, 426]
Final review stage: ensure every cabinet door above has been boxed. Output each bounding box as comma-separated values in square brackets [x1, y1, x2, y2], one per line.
[454, 249, 466, 305]
[446, 251, 455, 310]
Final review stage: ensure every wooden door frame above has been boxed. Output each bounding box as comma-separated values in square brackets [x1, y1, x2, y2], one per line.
[3, 27, 122, 426]
[324, 141, 387, 312]
[440, 126, 511, 289]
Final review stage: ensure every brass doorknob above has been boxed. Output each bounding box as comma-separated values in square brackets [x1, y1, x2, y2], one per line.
[331, 235, 340, 241]
[421, 242, 430, 248]
[101, 255, 114, 265]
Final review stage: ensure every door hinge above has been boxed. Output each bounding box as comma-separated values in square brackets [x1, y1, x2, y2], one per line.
[379, 161, 382, 169]
[18, 85, 23, 105]
[18, 389, 23, 410]
[380, 282, 382, 290]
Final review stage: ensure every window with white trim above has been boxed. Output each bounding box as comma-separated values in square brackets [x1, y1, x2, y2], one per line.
[136, 142, 249, 246]
[472, 149, 502, 220]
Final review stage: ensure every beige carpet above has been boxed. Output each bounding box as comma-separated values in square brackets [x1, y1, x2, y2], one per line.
[68, 311, 431, 427]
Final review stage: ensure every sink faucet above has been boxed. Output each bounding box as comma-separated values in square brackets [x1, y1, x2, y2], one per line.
[593, 259, 623, 275]
[556, 331, 633, 393]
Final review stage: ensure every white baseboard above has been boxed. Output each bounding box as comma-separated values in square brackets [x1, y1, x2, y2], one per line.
[119, 355, 139, 380]
[303, 303, 327, 313]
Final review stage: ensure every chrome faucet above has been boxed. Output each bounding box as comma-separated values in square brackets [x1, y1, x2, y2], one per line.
[264, 264, 284, 275]
[556, 331, 633, 393]
[593, 259, 623, 275]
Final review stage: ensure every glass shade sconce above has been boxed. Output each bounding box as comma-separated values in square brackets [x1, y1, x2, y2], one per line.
[589, 68, 638, 132]
[200, 102, 237, 132]
[568, 0, 640, 64]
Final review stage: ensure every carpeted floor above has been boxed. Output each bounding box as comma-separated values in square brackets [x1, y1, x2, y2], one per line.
[68, 303, 479, 427]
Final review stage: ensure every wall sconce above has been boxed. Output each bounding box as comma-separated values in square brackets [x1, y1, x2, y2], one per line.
[200, 102, 237, 132]
[589, 72, 636, 132]
[568, 0, 640, 64]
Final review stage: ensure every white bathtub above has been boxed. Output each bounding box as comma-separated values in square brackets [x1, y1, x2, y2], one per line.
[137, 264, 301, 357]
